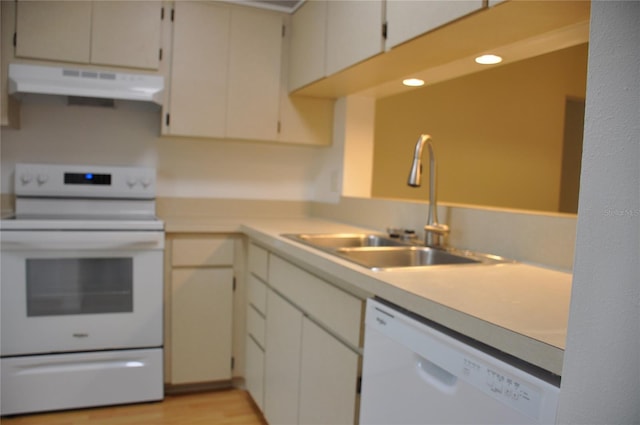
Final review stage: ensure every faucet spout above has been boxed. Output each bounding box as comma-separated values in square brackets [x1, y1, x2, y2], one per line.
[407, 134, 449, 248]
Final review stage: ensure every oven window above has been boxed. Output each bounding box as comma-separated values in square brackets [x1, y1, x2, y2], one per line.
[26, 258, 133, 316]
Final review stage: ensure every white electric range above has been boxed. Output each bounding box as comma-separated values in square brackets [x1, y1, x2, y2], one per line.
[1, 163, 165, 416]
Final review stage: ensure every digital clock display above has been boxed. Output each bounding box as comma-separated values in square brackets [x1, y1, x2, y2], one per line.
[64, 172, 111, 185]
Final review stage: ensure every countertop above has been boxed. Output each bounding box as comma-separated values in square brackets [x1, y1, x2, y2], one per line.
[164, 216, 572, 376]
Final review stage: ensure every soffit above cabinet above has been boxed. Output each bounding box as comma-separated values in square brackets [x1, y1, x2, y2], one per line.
[292, 0, 591, 99]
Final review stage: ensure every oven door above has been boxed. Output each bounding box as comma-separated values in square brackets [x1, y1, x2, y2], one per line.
[0, 230, 164, 356]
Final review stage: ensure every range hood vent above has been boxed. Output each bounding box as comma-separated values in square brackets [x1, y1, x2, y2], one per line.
[8, 63, 164, 105]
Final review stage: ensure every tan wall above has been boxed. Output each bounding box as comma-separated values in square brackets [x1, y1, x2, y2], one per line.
[372, 43, 588, 212]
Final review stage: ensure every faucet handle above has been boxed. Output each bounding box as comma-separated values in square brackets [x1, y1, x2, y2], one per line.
[424, 223, 450, 248]
[386, 227, 404, 238]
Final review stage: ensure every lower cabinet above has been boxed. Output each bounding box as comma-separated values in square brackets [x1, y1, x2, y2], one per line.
[246, 243, 363, 425]
[167, 236, 235, 386]
[171, 268, 234, 384]
[264, 290, 303, 425]
[246, 270, 268, 410]
[298, 316, 360, 425]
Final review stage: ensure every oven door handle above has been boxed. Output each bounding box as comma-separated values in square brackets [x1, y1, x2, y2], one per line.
[1, 231, 164, 250]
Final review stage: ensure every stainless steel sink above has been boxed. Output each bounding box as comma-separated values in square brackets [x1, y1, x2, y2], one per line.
[335, 246, 479, 270]
[283, 233, 406, 249]
[282, 233, 513, 270]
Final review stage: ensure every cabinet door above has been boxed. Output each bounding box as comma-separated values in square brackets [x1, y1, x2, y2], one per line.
[226, 7, 283, 141]
[288, 0, 327, 92]
[167, 1, 229, 137]
[385, 0, 484, 50]
[91, 1, 162, 69]
[245, 335, 265, 411]
[299, 317, 360, 425]
[15, 1, 91, 63]
[170, 268, 233, 384]
[325, 0, 384, 75]
[264, 290, 302, 425]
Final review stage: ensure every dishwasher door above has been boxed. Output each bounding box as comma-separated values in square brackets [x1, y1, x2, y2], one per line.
[359, 299, 560, 425]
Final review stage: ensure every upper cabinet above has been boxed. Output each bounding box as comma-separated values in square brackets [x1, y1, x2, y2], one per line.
[90, 1, 163, 70]
[385, 0, 484, 50]
[226, 6, 283, 141]
[325, 0, 384, 75]
[290, 0, 590, 99]
[288, 0, 384, 92]
[15, 0, 163, 70]
[165, 1, 231, 138]
[165, 2, 282, 141]
[165, 1, 333, 146]
[288, 0, 327, 92]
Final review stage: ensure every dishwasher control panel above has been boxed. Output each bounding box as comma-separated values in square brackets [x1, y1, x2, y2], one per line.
[461, 355, 542, 419]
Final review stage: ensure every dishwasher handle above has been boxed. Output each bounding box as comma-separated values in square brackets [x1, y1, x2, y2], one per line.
[416, 355, 458, 394]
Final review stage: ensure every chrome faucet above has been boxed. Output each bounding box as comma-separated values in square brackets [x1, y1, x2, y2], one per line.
[407, 134, 449, 248]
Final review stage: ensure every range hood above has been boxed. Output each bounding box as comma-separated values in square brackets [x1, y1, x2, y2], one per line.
[8, 63, 164, 105]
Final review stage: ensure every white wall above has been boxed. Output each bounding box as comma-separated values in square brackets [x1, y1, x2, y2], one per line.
[558, 1, 640, 423]
[0, 94, 321, 200]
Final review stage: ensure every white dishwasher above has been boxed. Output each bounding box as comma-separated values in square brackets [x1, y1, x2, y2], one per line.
[359, 298, 560, 425]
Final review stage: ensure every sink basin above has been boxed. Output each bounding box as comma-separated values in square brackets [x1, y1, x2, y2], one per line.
[282, 233, 405, 249]
[282, 233, 512, 270]
[335, 246, 479, 270]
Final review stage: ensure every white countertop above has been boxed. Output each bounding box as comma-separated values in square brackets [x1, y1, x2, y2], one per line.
[165, 216, 572, 376]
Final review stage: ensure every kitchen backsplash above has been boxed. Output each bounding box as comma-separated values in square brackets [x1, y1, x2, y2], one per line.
[0, 94, 321, 200]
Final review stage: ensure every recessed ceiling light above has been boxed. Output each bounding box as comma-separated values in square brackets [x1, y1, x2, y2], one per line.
[475, 54, 503, 65]
[402, 78, 425, 87]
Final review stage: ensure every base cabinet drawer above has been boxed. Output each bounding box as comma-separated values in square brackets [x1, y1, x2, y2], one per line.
[269, 254, 364, 347]
[248, 243, 269, 281]
[247, 305, 266, 348]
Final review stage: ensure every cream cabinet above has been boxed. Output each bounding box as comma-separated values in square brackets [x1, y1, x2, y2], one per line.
[385, 0, 484, 50]
[165, 1, 229, 138]
[165, 2, 281, 141]
[246, 243, 363, 425]
[245, 244, 269, 409]
[167, 236, 235, 386]
[299, 317, 360, 425]
[279, 14, 334, 146]
[1, 0, 18, 128]
[288, 0, 327, 92]
[264, 290, 360, 425]
[166, 2, 332, 146]
[325, 0, 384, 76]
[226, 6, 283, 141]
[15, 0, 162, 69]
[264, 289, 303, 425]
[288, 0, 384, 91]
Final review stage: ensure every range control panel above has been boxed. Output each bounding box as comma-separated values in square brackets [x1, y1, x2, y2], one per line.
[14, 163, 156, 199]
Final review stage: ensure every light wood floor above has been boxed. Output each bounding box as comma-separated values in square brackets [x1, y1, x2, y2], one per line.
[1, 389, 267, 425]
